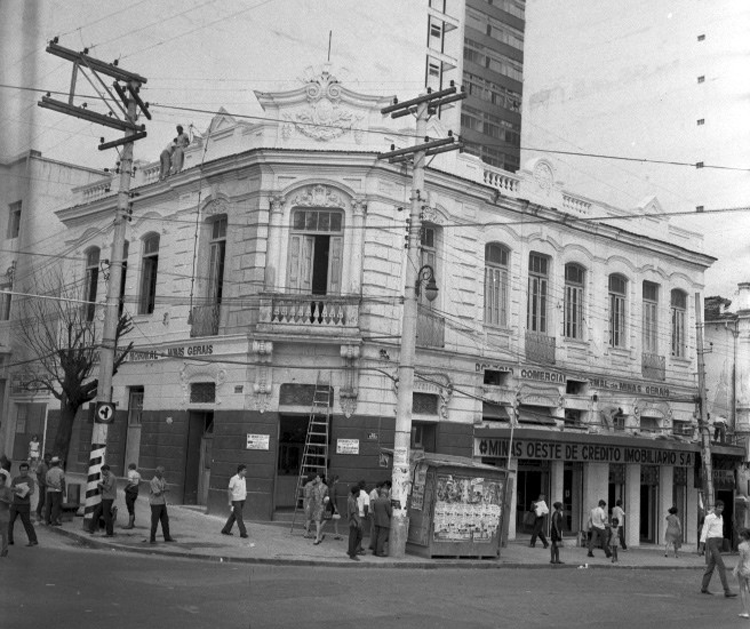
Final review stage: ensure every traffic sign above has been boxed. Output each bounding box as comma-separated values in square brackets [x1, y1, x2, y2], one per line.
[95, 402, 115, 424]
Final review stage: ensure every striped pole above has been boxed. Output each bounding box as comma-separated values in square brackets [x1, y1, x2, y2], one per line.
[83, 442, 105, 529]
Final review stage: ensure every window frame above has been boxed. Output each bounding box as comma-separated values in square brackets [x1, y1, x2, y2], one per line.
[138, 233, 160, 315]
[484, 243, 509, 327]
[527, 253, 549, 334]
[642, 281, 660, 354]
[563, 263, 585, 340]
[7, 201, 21, 239]
[608, 274, 628, 348]
[85, 247, 100, 322]
[671, 289, 687, 358]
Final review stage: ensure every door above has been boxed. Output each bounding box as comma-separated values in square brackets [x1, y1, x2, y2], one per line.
[275, 415, 307, 508]
[123, 387, 144, 470]
[12, 403, 45, 462]
[515, 463, 549, 534]
[184, 411, 214, 505]
[640, 465, 659, 543]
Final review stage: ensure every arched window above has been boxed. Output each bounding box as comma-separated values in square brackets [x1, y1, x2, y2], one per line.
[484, 243, 509, 326]
[85, 247, 100, 322]
[671, 289, 687, 357]
[138, 234, 159, 315]
[642, 281, 660, 353]
[564, 263, 585, 339]
[608, 274, 627, 348]
[527, 252, 549, 333]
[207, 216, 227, 306]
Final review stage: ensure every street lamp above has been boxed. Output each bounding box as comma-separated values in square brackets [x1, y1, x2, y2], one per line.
[415, 264, 438, 302]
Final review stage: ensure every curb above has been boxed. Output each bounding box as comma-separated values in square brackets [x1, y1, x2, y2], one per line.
[46, 526, 709, 570]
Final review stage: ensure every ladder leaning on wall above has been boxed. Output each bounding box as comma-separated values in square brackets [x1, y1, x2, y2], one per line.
[290, 374, 331, 533]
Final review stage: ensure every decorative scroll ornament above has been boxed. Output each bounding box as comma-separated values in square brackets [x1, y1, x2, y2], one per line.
[203, 197, 230, 218]
[282, 69, 364, 142]
[414, 372, 453, 419]
[532, 160, 554, 196]
[179, 363, 226, 407]
[251, 341, 274, 413]
[339, 344, 360, 418]
[290, 184, 345, 208]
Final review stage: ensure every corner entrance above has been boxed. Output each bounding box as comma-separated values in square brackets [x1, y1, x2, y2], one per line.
[275, 415, 307, 508]
[184, 411, 213, 505]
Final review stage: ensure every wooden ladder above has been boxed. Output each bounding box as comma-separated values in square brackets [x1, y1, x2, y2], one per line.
[290, 375, 331, 532]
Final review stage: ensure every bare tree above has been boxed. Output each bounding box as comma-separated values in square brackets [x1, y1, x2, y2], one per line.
[15, 269, 133, 458]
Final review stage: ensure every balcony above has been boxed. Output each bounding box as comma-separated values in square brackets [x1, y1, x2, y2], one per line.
[525, 331, 556, 365]
[642, 352, 666, 381]
[190, 304, 220, 337]
[416, 306, 445, 349]
[257, 293, 360, 338]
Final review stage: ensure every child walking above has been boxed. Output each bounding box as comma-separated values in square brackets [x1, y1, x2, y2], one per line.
[609, 517, 620, 563]
[734, 528, 750, 619]
[664, 506, 682, 558]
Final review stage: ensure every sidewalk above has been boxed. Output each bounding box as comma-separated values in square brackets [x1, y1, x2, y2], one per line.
[40, 480, 725, 570]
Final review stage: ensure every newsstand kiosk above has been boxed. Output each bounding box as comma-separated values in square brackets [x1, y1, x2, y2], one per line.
[405, 452, 507, 559]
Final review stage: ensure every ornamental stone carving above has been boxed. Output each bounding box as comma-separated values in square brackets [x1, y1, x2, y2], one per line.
[339, 344, 361, 418]
[251, 340, 274, 413]
[290, 185, 346, 208]
[179, 363, 226, 408]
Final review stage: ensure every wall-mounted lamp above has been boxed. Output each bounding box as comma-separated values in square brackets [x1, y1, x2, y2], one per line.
[415, 264, 438, 302]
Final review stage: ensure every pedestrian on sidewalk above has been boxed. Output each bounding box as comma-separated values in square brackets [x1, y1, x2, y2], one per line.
[0, 474, 12, 557]
[302, 475, 315, 538]
[368, 481, 384, 552]
[311, 472, 329, 545]
[664, 506, 682, 558]
[733, 528, 750, 618]
[89, 464, 117, 536]
[326, 474, 343, 540]
[8, 462, 38, 547]
[587, 499, 611, 558]
[149, 466, 175, 544]
[35, 453, 50, 521]
[221, 464, 248, 538]
[612, 499, 627, 550]
[347, 484, 362, 561]
[45, 456, 65, 526]
[700, 499, 736, 597]
[356, 480, 370, 554]
[529, 493, 550, 549]
[609, 517, 620, 563]
[371, 486, 392, 557]
[27, 434, 40, 470]
[123, 463, 141, 529]
[550, 501, 564, 564]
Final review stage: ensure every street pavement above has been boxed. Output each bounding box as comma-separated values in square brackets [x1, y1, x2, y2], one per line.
[27, 473, 725, 570]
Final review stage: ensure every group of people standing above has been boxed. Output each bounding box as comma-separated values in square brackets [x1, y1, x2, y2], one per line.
[158, 125, 191, 181]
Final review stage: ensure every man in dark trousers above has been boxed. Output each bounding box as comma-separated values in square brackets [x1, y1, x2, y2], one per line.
[149, 466, 176, 544]
[89, 464, 117, 536]
[347, 485, 362, 561]
[371, 486, 392, 557]
[35, 453, 50, 521]
[700, 500, 737, 597]
[9, 462, 38, 547]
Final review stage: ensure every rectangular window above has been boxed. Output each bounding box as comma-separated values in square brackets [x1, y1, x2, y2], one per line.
[697, 75, 705, 83]
[642, 281, 659, 354]
[127, 386, 144, 426]
[190, 382, 216, 404]
[139, 235, 159, 315]
[671, 290, 687, 357]
[7, 201, 21, 239]
[564, 264, 585, 340]
[484, 244, 508, 327]
[0, 283, 11, 321]
[609, 275, 627, 348]
[527, 253, 548, 333]
[697, 118, 705, 126]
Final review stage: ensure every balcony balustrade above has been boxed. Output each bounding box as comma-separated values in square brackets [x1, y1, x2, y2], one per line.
[642, 352, 666, 381]
[257, 293, 360, 337]
[525, 331, 556, 364]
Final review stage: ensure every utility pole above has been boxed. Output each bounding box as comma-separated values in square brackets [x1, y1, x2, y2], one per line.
[378, 83, 464, 557]
[695, 292, 715, 509]
[39, 40, 150, 529]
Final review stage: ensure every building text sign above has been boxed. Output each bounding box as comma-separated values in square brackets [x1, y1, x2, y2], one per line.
[475, 437, 694, 467]
[246, 434, 270, 450]
[336, 439, 360, 455]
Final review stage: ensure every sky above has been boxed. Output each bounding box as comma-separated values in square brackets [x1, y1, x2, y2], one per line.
[1, 0, 748, 297]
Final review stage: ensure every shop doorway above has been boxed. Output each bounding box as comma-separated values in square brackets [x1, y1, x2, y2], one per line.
[717, 489, 735, 549]
[564, 462, 583, 534]
[11, 402, 45, 463]
[516, 462, 549, 535]
[123, 387, 143, 470]
[184, 411, 214, 505]
[275, 415, 307, 508]
[640, 465, 659, 543]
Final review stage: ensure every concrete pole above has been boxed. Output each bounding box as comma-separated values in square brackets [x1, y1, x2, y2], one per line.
[82, 90, 136, 530]
[695, 292, 715, 509]
[389, 100, 428, 558]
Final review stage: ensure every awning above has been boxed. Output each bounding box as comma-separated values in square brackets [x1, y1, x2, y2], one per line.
[482, 402, 509, 421]
[517, 406, 557, 426]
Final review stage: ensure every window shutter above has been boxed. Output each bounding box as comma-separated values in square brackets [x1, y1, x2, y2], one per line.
[327, 236, 343, 295]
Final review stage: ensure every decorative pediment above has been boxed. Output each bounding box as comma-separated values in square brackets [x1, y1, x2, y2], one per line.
[290, 184, 346, 208]
[636, 195, 665, 216]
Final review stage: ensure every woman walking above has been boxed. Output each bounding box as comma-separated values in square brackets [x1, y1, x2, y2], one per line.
[664, 506, 682, 558]
[311, 472, 329, 545]
[550, 501, 564, 564]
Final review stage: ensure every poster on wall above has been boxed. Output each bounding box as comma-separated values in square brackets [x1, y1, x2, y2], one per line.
[336, 439, 360, 455]
[246, 434, 270, 450]
[411, 463, 428, 511]
[432, 473, 503, 542]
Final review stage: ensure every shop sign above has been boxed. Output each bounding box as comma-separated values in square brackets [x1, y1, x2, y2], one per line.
[475, 437, 694, 467]
[520, 368, 566, 384]
[126, 343, 215, 362]
[336, 439, 360, 455]
[588, 377, 670, 398]
[246, 434, 270, 450]
[475, 363, 514, 374]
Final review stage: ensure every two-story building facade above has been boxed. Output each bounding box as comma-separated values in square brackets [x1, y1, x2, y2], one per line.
[30, 68, 742, 546]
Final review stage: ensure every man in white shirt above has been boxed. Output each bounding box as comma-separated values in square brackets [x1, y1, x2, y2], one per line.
[221, 464, 249, 539]
[529, 493, 550, 549]
[700, 500, 736, 597]
[355, 480, 370, 554]
[611, 499, 627, 550]
[587, 499, 612, 559]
